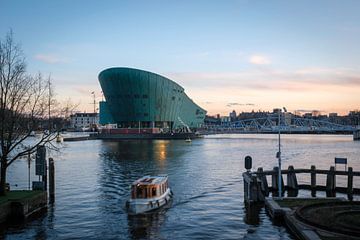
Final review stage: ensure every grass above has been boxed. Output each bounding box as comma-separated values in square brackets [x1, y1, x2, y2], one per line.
[0, 190, 43, 205]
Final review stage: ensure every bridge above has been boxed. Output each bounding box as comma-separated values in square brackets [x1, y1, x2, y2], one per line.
[201, 115, 357, 134]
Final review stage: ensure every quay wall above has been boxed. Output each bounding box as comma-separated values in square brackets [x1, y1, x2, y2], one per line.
[0, 191, 47, 224]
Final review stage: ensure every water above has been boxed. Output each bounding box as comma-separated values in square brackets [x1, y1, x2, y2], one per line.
[2, 134, 360, 239]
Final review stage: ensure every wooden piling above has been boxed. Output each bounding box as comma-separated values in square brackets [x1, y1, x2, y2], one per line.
[49, 158, 55, 203]
[257, 167, 269, 197]
[326, 166, 336, 197]
[347, 167, 353, 200]
[310, 165, 316, 197]
[287, 166, 298, 197]
[243, 172, 265, 203]
[272, 167, 284, 196]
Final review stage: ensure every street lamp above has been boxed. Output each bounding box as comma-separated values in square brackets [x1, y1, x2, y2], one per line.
[277, 107, 287, 197]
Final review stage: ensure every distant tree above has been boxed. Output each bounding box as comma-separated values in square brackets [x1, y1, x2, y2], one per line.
[0, 31, 56, 196]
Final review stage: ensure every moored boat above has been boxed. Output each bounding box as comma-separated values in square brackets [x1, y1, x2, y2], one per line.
[126, 175, 173, 214]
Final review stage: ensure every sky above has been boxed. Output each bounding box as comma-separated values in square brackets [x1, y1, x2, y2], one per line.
[1, 0, 359, 115]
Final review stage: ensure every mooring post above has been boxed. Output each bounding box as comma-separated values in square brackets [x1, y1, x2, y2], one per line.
[272, 166, 284, 196]
[287, 165, 298, 197]
[347, 167, 353, 201]
[49, 158, 55, 203]
[311, 165, 316, 197]
[257, 167, 269, 197]
[326, 166, 336, 197]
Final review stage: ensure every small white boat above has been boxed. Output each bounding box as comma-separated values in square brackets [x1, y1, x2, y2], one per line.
[185, 138, 192, 143]
[56, 134, 63, 143]
[126, 175, 173, 214]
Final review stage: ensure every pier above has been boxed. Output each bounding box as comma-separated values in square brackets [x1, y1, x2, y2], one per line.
[243, 161, 360, 239]
[243, 165, 360, 203]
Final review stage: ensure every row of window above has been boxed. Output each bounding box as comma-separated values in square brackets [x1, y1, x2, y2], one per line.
[132, 181, 168, 199]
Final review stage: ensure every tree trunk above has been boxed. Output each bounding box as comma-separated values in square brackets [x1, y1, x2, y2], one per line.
[0, 159, 7, 196]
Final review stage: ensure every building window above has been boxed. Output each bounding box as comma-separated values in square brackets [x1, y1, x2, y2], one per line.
[142, 94, 148, 98]
[134, 94, 140, 98]
[172, 96, 175, 100]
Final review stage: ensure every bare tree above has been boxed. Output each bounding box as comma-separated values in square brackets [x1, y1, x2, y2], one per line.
[0, 31, 56, 196]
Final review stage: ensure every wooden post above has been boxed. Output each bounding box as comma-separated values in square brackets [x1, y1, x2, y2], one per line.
[49, 158, 55, 203]
[272, 167, 278, 192]
[287, 165, 298, 197]
[326, 166, 336, 197]
[311, 165, 316, 197]
[272, 166, 284, 196]
[257, 167, 269, 197]
[347, 167, 353, 201]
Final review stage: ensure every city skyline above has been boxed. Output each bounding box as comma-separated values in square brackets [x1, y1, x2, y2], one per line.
[1, 0, 359, 115]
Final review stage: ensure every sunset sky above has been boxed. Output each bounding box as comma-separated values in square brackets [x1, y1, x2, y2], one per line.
[1, 0, 359, 115]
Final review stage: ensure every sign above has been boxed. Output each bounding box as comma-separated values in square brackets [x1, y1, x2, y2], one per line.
[335, 157, 347, 164]
[35, 146, 46, 176]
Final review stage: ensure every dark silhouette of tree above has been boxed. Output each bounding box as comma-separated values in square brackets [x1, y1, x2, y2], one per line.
[0, 30, 56, 196]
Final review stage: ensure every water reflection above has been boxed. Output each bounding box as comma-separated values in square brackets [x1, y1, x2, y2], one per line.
[244, 203, 263, 225]
[127, 204, 172, 239]
[97, 140, 185, 239]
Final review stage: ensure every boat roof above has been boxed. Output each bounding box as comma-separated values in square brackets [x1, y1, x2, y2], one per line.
[132, 175, 168, 186]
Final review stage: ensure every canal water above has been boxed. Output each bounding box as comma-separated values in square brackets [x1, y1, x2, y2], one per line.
[2, 134, 360, 239]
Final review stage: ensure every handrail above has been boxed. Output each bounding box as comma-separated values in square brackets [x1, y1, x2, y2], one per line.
[257, 169, 360, 176]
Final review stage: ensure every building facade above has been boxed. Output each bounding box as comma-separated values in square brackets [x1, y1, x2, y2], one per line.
[70, 113, 99, 130]
[98, 67, 206, 130]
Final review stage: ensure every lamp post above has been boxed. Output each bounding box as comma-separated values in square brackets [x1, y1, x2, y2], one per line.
[277, 107, 287, 197]
[277, 109, 282, 197]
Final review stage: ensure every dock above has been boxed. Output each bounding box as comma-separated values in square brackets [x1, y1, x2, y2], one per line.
[243, 160, 360, 239]
[243, 165, 360, 202]
[63, 132, 201, 141]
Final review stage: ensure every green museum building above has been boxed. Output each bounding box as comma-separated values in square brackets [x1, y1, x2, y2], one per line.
[99, 67, 206, 132]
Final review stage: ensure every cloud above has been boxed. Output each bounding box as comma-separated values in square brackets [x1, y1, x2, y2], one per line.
[34, 54, 67, 64]
[226, 103, 255, 107]
[166, 66, 360, 92]
[249, 55, 271, 65]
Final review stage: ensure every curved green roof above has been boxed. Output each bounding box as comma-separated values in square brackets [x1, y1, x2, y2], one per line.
[98, 67, 206, 128]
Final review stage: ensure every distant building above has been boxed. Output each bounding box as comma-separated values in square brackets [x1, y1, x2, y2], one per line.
[329, 113, 338, 118]
[273, 108, 281, 114]
[220, 116, 231, 123]
[70, 113, 99, 130]
[229, 110, 237, 121]
[303, 113, 312, 118]
[204, 115, 220, 125]
[284, 112, 292, 125]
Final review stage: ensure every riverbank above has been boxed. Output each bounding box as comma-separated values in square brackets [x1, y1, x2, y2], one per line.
[0, 191, 47, 224]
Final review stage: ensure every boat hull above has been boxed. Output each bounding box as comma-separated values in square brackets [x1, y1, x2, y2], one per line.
[127, 189, 173, 214]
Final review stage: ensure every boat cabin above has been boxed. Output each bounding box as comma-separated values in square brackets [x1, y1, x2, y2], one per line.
[131, 175, 169, 199]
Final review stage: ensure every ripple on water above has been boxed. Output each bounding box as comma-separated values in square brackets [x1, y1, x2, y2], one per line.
[5, 135, 358, 239]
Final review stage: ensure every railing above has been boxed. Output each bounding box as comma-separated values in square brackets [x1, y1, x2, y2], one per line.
[203, 116, 357, 134]
[243, 165, 360, 203]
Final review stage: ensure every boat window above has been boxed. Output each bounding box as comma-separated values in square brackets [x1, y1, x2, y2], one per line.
[136, 187, 143, 198]
[144, 187, 148, 198]
[152, 187, 156, 197]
